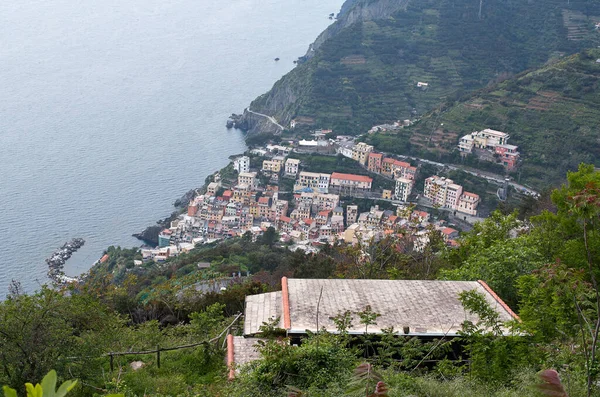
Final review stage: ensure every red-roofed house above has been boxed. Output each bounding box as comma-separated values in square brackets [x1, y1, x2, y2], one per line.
[315, 210, 331, 227]
[441, 227, 459, 241]
[300, 218, 316, 239]
[222, 190, 233, 200]
[411, 210, 430, 223]
[278, 216, 297, 233]
[330, 172, 373, 191]
[381, 158, 411, 178]
[258, 197, 272, 219]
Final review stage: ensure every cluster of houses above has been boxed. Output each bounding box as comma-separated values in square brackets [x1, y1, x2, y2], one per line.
[334, 141, 419, 202]
[138, 124, 516, 262]
[140, 143, 466, 261]
[458, 128, 520, 170]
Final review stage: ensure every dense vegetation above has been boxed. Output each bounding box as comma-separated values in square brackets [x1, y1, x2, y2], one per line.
[250, 0, 600, 135]
[366, 49, 600, 188]
[2, 165, 600, 396]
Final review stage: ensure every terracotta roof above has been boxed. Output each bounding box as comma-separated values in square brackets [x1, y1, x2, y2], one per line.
[442, 227, 458, 236]
[318, 210, 331, 216]
[462, 192, 480, 199]
[258, 197, 270, 204]
[279, 216, 292, 223]
[304, 218, 314, 225]
[383, 158, 410, 168]
[413, 210, 429, 219]
[369, 152, 383, 159]
[161, 229, 173, 235]
[331, 172, 373, 183]
[223, 190, 233, 197]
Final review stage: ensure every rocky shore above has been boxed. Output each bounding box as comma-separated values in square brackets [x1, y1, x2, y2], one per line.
[46, 238, 85, 284]
[133, 188, 198, 246]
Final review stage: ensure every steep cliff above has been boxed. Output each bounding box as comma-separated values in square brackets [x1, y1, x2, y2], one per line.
[240, 0, 600, 136]
[305, 0, 410, 59]
[238, 0, 409, 135]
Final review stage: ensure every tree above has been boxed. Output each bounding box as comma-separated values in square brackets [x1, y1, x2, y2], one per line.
[441, 237, 544, 308]
[260, 227, 280, 248]
[521, 164, 600, 396]
[0, 288, 121, 389]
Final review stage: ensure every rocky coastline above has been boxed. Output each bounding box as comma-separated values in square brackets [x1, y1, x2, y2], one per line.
[46, 238, 85, 284]
[132, 188, 199, 246]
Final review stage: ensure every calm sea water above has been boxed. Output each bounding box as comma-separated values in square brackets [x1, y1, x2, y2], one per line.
[0, 0, 343, 294]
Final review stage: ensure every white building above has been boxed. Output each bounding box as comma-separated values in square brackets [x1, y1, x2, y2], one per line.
[459, 129, 510, 153]
[458, 134, 475, 153]
[233, 156, 250, 174]
[285, 158, 300, 176]
[394, 177, 413, 202]
[424, 176, 462, 209]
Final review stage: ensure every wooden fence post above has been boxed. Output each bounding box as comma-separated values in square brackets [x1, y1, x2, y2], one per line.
[109, 354, 114, 372]
[156, 345, 161, 368]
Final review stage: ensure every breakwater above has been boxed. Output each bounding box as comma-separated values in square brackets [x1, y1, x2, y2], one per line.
[46, 238, 85, 283]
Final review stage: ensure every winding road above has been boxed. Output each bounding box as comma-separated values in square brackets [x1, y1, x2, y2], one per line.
[246, 108, 285, 131]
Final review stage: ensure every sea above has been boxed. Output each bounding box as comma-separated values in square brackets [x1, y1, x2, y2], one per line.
[0, 0, 343, 295]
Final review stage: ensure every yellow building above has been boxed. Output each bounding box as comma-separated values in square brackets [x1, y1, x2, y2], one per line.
[351, 142, 374, 165]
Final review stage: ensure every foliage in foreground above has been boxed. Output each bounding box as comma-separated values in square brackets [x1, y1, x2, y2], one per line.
[0, 165, 599, 395]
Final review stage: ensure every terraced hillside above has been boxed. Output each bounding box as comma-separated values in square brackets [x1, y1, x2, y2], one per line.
[243, 0, 600, 135]
[366, 49, 600, 188]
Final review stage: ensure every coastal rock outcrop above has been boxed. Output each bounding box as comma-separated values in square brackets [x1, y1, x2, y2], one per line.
[132, 212, 179, 246]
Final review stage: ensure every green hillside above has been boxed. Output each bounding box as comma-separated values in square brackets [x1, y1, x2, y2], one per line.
[366, 49, 600, 188]
[248, 0, 600, 134]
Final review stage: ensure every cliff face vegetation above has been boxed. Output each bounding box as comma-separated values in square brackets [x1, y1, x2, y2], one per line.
[242, 0, 600, 135]
[366, 49, 600, 188]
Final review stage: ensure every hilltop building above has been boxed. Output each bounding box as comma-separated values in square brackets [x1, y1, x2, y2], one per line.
[458, 129, 519, 170]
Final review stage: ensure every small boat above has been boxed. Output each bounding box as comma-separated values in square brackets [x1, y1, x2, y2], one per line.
[274, 57, 280, 61]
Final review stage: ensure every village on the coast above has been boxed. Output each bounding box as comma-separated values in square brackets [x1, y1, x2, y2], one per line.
[141, 125, 521, 262]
